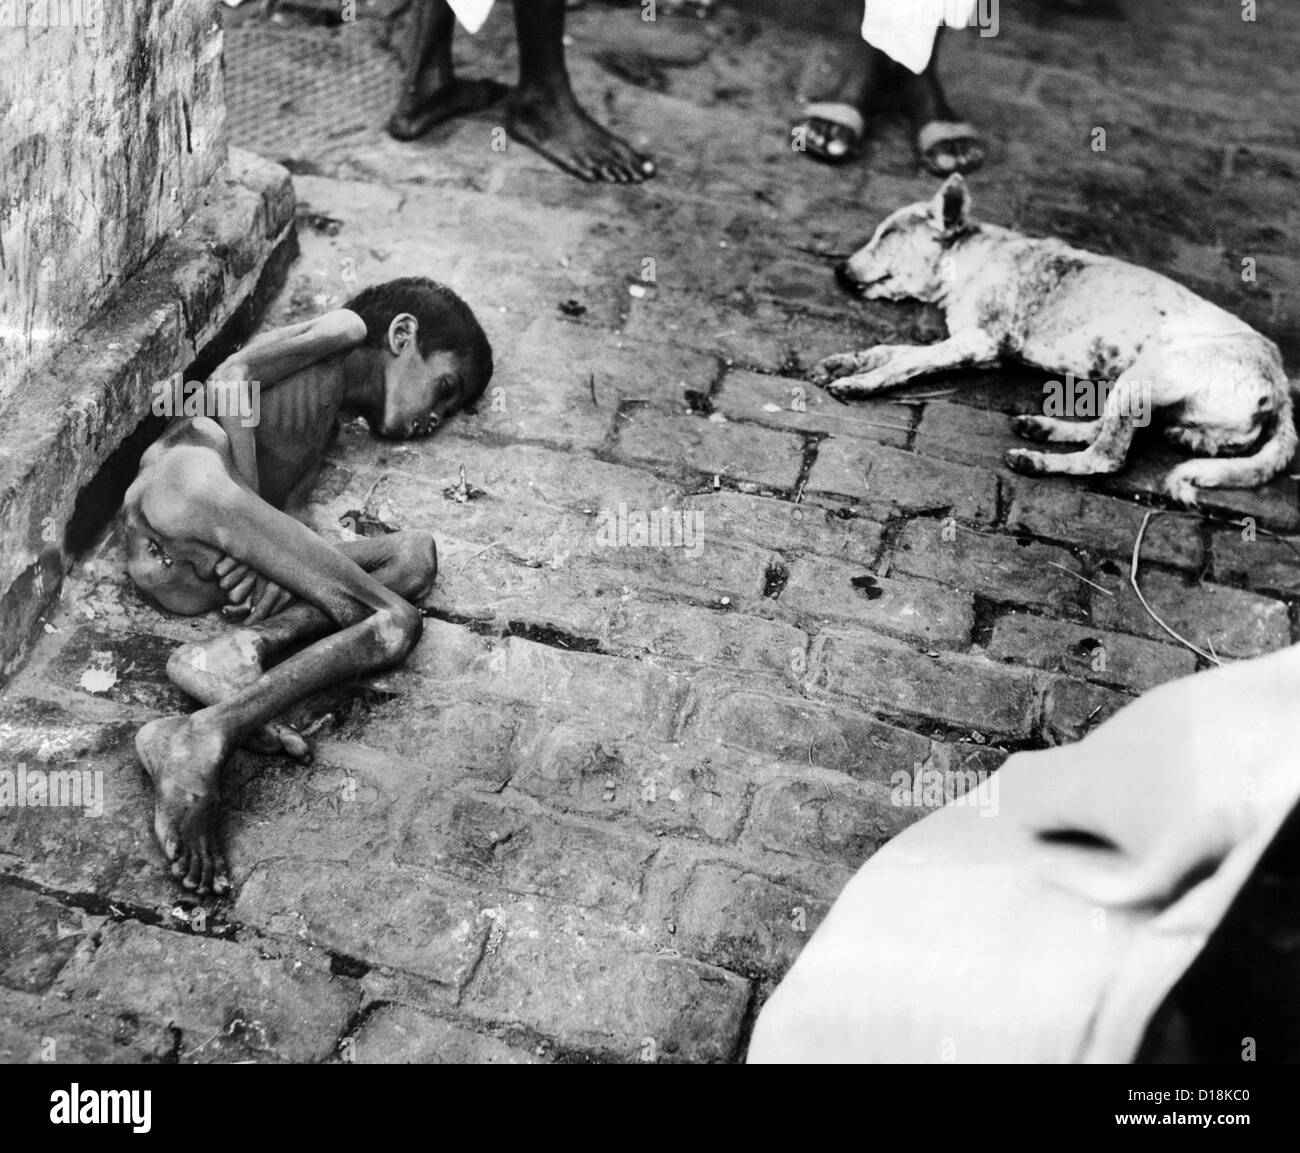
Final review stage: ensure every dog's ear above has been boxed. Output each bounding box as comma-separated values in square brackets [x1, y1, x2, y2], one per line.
[930, 174, 972, 236]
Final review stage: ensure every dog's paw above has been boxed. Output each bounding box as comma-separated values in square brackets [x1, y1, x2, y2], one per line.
[1004, 447, 1047, 475]
[1010, 414, 1054, 444]
[810, 351, 862, 385]
[824, 371, 886, 399]
[1163, 474, 1203, 508]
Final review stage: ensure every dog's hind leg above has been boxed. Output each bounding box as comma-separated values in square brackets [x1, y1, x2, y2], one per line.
[1010, 415, 1103, 445]
[1005, 376, 1144, 479]
[1162, 394, 1298, 505]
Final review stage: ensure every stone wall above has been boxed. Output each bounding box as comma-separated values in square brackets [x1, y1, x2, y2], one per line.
[0, 0, 226, 400]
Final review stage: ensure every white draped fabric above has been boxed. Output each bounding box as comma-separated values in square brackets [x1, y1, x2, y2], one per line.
[447, 2, 980, 71]
[448, 0, 495, 35]
[750, 643, 1300, 1062]
[862, 0, 983, 73]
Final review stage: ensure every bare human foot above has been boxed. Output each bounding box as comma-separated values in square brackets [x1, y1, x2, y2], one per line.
[167, 631, 311, 762]
[387, 76, 509, 141]
[136, 715, 230, 896]
[505, 88, 655, 184]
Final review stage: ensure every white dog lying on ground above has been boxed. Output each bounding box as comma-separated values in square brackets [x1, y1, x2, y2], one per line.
[813, 175, 1297, 504]
[747, 644, 1300, 1063]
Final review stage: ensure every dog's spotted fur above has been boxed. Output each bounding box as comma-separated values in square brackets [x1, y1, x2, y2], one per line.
[815, 175, 1297, 504]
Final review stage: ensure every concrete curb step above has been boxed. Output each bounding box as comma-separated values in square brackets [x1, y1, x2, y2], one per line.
[0, 148, 298, 684]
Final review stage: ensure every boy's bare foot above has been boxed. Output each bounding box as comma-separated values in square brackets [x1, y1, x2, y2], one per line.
[136, 715, 230, 896]
[387, 77, 509, 141]
[167, 632, 311, 762]
[506, 88, 655, 183]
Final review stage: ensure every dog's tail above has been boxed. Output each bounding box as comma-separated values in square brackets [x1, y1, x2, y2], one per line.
[1165, 386, 1298, 504]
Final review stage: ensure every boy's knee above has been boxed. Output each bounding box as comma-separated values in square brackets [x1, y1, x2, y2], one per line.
[395, 531, 438, 600]
[372, 601, 423, 662]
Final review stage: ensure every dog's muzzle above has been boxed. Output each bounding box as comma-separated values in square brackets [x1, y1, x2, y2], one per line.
[833, 262, 859, 292]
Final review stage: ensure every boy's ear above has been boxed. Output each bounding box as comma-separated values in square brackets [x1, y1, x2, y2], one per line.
[386, 312, 419, 355]
[929, 174, 972, 236]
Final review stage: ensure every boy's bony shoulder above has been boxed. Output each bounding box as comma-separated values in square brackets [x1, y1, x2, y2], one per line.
[318, 308, 368, 348]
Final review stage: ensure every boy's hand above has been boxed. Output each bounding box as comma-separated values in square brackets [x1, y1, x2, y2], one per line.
[215, 556, 294, 622]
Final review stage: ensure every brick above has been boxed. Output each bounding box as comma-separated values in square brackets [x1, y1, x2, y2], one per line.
[891, 520, 1090, 613]
[683, 491, 885, 566]
[809, 629, 1039, 737]
[808, 440, 1000, 523]
[917, 370, 1054, 417]
[751, 257, 858, 313]
[744, 771, 915, 867]
[924, 737, 1010, 780]
[55, 920, 356, 1064]
[580, 536, 770, 607]
[1211, 530, 1300, 596]
[674, 864, 829, 978]
[1041, 675, 1133, 746]
[462, 899, 751, 1062]
[396, 793, 659, 919]
[0, 744, 154, 902]
[688, 689, 930, 783]
[622, 291, 869, 376]
[329, 700, 522, 792]
[1095, 451, 1300, 532]
[780, 555, 975, 647]
[616, 411, 804, 490]
[0, 990, 177, 1064]
[331, 435, 688, 521]
[988, 611, 1197, 694]
[351, 1005, 544, 1065]
[509, 725, 753, 843]
[603, 602, 809, 680]
[0, 881, 89, 994]
[714, 367, 913, 446]
[235, 860, 490, 991]
[503, 315, 716, 399]
[42, 627, 191, 714]
[0, 698, 136, 765]
[913, 399, 1029, 469]
[462, 638, 694, 741]
[1006, 480, 1204, 569]
[1090, 570, 1290, 659]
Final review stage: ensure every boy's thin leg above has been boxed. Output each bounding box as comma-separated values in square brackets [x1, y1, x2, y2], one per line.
[165, 533, 437, 761]
[387, 0, 507, 140]
[505, 0, 655, 183]
[137, 485, 431, 896]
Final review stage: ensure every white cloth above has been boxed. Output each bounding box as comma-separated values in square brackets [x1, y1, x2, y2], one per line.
[862, 0, 982, 73]
[448, 0, 494, 35]
[749, 644, 1300, 1063]
[450, 1, 974, 67]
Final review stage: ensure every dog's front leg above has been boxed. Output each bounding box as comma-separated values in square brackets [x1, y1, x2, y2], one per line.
[817, 333, 1001, 399]
[1005, 376, 1142, 479]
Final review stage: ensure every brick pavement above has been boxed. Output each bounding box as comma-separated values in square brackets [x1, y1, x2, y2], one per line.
[2, 0, 1298, 1063]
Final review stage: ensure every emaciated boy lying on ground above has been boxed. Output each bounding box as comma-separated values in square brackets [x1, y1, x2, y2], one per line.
[124, 278, 492, 896]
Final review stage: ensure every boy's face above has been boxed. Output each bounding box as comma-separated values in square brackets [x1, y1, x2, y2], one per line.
[378, 340, 469, 438]
[375, 312, 477, 439]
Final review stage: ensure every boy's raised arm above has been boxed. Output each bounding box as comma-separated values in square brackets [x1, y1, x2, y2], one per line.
[205, 309, 368, 492]
[216, 309, 367, 388]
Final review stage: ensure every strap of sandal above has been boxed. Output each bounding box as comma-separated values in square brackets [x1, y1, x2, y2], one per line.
[916, 120, 981, 155]
[802, 102, 866, 138]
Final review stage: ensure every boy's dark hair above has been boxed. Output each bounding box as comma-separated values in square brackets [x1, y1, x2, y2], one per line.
[343, 276, 493, 404]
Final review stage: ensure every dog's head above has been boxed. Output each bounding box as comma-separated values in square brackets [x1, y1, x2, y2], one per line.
[836, 174, 975, 303]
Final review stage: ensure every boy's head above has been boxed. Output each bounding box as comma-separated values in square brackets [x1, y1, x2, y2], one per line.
[343, 277, 492, 438]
